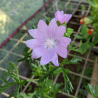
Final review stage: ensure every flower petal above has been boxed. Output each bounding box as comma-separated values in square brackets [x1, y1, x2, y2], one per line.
[54, 37, 71, 58]
[60, 37, 71, 46]
[25, 39, 46, 50]
[49, 18, 57, 29]
[28, 29, 42, 40]
[25, 39, 36, 49]
[56, 45, 68, 58]
[55, 10, 65, 24]
[28, 29, 37, 38]
[40, 47, 55, 65]
[64, 14, 72, 24]
[37, 20, 48, 39]
[48, 20, 65, 40]
[54, 26, 66, 40]
[48, 18, 58, 39]
[61, 11, 64, 14]
[51, 53, 59, 66]
[31, 46, 46, 59]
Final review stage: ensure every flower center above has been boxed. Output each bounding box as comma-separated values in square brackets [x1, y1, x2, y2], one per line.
[45, 39, 55, 48]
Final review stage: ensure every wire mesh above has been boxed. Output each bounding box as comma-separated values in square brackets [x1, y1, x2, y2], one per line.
[0, 0, 98, 98]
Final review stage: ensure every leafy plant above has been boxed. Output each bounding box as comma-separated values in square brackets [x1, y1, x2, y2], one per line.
[17, 81, 63, 98]
[85, 84, 98, 98]
[0, 10, 86, 98]
[17, 47, 32, 64]
[74, 0, 98, 54]
[0, 51, 82, 98]
[0, 62, 27, 98]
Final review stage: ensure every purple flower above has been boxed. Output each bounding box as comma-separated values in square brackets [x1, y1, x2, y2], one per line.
[55, 10, 72, 24]
[25, 19, 71, 66]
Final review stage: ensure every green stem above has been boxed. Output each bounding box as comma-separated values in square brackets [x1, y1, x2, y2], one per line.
[38, 59, 66, 83]
[59, 64, 67, 92]
[27, 79, 39, 82]
[38, 66, 58, 82]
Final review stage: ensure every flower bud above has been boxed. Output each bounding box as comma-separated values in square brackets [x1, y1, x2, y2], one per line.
[80, 17, 93, 24]
[87, 29, 93, 35]
[80, 18, 85, 24]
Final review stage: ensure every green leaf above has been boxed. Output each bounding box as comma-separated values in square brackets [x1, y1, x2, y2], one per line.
[85, 84, 98, 98]
[53, 68, 62, 76]
[60, 64, 73, 94]
[79, 41, 89, 54]
[60, 54, 82, 66]
[79, 24, 89, 39]
[74, 34, 84, 39]
[69, 55, 82, 64]
[32, 24, 36, 29]
[42, 65, 47, 71]
[17, 92, 36, 98]
[0, 82, 17, 94]
[94, 0, 98, 3]
[52, 83, 63, 97]
[65, 68, 70, 73]
[38, 66, 58, 83]
[0, 62, 27, 97]
[64, 28, 73, 37]
[17, 50, 32, 63]
[44, 16, 51, 25]
[44, 16, 51, 22]
[56, 21, 61, 26]
[67, 43, 82, 53]
[84, 16, 93, 24]
[53, 68, 70, 76]
[31, 63, 38, 69]
[67, 42, 75, 49]
[87, 0, 95, 7]
[66, 28, 73, 34]
[93, 23, 98, 32]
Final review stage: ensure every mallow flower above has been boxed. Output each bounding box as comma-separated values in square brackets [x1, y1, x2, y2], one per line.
[25, 19, 71, 66]
[55, 10, 72, 24]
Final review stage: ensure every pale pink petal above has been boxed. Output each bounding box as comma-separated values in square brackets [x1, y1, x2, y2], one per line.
[61, 11, 64, 14]
[25, 39, 45, 49]
[60, 17, 65, 24]
[37, 20, 48, 39]
[49, 18, 57, 28]
[48, 18, 58, 38]
[59, 37, 71, 46]
[55, 11, 59, 21]
[55, 44, 68, 58]
[28, 29, 43, 40]
[28, 29, 37, 38]
[54, 26, 66, 40]
[51, 53, 59, 66]
[55, 10, 65, 24]
[31, 46, 46, 59]
[25, 39, 36, 49]
[40, 47, 55, 65]
[48, 19, 65, 39]
[54, 37, 71, 58]
[64, 14, 72, 24]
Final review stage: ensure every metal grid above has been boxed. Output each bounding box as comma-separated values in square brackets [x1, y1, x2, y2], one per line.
[0, 0, 98, 98]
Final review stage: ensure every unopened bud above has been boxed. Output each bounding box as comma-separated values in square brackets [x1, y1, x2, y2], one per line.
[80, 17, 93, 24]
[87, 29, 93, 35]
[80, 18, 84, 24]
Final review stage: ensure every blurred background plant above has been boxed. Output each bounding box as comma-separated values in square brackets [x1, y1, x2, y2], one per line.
[74, 0, 98, 54]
